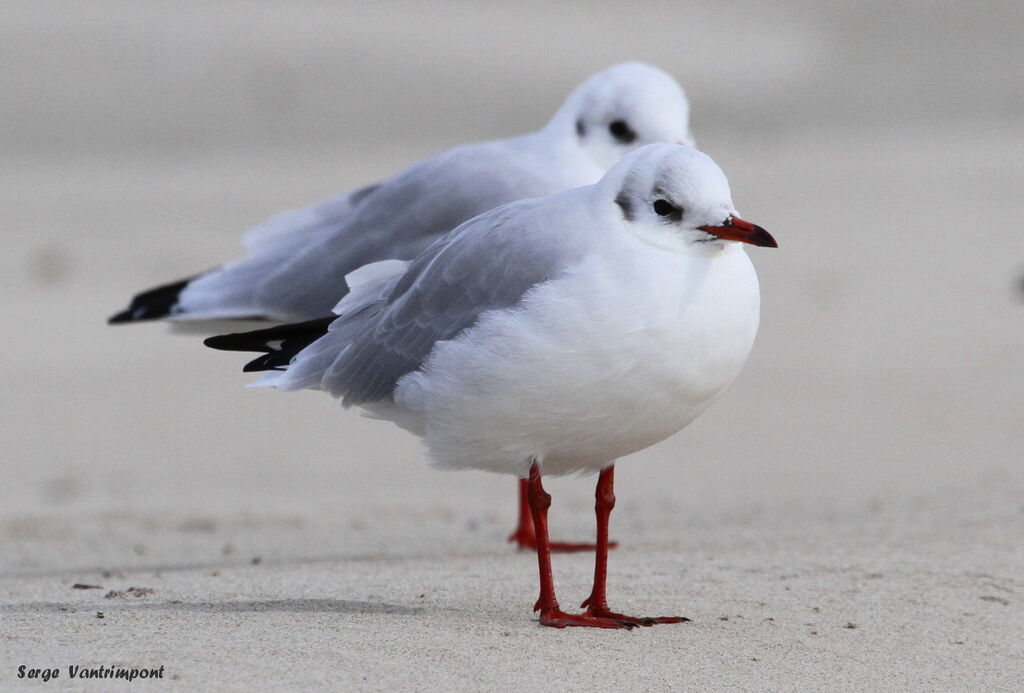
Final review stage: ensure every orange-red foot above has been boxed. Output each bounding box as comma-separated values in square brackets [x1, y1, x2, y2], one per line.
[538, 607, 640, 629]
[508, 527, 617, 553]
[583, 606, 689, 627]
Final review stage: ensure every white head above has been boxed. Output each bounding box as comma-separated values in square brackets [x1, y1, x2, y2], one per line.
[598, 144, 777, 252]
[547, 63, 695, 171]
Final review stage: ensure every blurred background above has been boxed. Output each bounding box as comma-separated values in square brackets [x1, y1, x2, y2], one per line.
[2, 0, 1022, 546]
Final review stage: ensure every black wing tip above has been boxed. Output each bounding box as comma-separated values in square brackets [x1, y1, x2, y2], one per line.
[203, 331, 273, 353]
[107, 276, 198, 325]
[203, 334, 235, 350]
[107, 306, 172, 324]
[205, 316, 337, 372]
[241, 355, 287, 372]
[203, 332, 273, 354]
[107, 309, 136, 324]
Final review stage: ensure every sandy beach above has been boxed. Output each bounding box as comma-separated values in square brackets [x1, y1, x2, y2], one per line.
[2, 2, 1023, 690]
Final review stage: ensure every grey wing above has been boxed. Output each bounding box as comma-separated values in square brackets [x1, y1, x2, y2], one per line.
[240, 183, 379, 252]
[173, 184, 382, 320]
[178, 142, 548, 321]
[271, 198, 584, 406]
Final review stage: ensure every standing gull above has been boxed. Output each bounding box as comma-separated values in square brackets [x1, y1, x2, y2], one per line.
[206, 144, 777, 628]
[110, 61, 693, 552]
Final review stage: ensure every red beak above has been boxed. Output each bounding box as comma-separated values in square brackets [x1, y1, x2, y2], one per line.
[699, 216, 777, 248]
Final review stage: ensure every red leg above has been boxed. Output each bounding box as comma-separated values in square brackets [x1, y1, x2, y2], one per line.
[509, 478, 618, 553]
[526, 462, 636, 629]
[579, 465, 689, 627]
[507, 478, 537, 548]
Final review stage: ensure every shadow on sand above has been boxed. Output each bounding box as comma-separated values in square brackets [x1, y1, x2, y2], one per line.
[0, 598, 423, 616]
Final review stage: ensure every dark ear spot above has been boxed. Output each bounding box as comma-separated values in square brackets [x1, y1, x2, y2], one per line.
[615, 190, 634, 221]
[575, 119, 586, 137]
[608, 120, 637, 144]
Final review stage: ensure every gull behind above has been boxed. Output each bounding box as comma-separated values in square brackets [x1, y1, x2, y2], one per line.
[109, 62, 693, 324]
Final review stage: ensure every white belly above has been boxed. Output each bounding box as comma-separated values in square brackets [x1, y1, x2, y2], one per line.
[391, 243, 761, 476]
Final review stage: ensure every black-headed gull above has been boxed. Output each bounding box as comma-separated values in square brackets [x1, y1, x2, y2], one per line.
[109, 62, 693, 326]
[206, 144, 777, 628]
[110, 61, 694, 552]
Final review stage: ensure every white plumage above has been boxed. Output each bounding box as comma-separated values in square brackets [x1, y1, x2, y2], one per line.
[254, 144, 770, 477]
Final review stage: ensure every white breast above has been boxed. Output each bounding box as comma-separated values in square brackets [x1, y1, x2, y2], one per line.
[392, 241, 761, 476]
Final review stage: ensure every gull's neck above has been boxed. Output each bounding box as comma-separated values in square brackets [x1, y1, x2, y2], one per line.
[527, 115, 605, 183]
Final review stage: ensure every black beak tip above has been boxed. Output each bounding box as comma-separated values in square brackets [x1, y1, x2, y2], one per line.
[755, 226, 778, 248]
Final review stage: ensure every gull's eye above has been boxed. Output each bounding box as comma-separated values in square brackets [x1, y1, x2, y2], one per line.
[653, 199, 678, 217]
[608, 120, 636, 144]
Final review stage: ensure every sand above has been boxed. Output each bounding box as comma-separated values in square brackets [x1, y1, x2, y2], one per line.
[2, 2, 1023, 691]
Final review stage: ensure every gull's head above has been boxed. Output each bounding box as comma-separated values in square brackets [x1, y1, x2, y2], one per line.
[599, 143, 776, 252]
[549, 62, 694, 171]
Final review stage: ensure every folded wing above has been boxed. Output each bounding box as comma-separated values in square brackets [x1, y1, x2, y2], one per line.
[225, 197, 588, 406]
